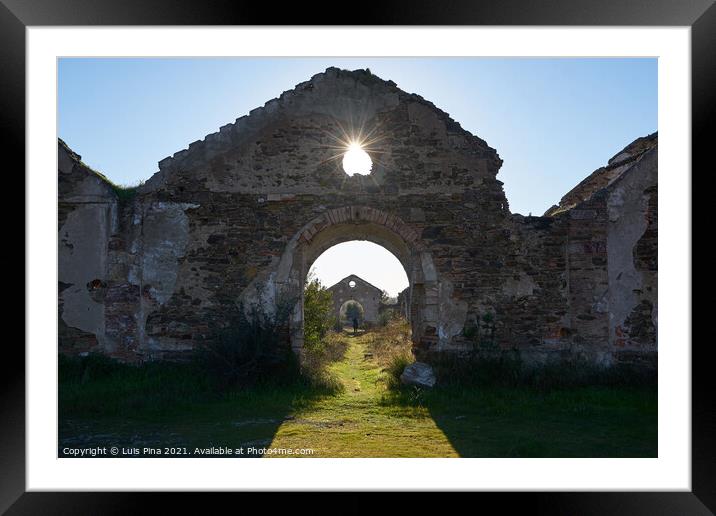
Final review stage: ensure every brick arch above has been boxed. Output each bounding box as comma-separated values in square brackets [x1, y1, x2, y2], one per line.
[270, 206, 445, 353]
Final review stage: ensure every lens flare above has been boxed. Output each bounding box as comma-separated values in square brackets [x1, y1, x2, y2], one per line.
[342, 142, 373, 176]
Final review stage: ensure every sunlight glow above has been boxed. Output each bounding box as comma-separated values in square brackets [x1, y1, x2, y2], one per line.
[342, 142, 373, 176]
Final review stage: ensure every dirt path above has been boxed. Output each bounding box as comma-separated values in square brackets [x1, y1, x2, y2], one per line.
[267, 331, 459, 457]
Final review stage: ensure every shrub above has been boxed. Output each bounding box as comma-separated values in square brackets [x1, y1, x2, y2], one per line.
[299, 331, 348, 393]
[344, 301, 363, 325]
[384, 351, 414, 389]
[364, 317, 416, 389]
[377, 309, 392, 327]
[430, 348, 656, 391]
[431, 349, 522, 388]
[303, 276, 336, 351]
[194, 297, 298, 391]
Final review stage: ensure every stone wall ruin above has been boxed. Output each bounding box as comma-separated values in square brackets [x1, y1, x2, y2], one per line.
[57, 67, 658, 368]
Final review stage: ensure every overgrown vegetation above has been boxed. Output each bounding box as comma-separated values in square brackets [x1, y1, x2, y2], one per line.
[301, 277, 348, 391]
[59, 314, 656, 457]
[59, 290, 345, 419]
[194, 298, 299, 392]
[111, 184, 140, 203]
[376, 308, 393, 327]
[71, 144, 143, 204]
[271, 325, 657, 458]
[343, 301, 363, 324]
[428, 350, 656, 391]
[462, 312, 497, 349]
[453, 312, 656, 391]
[303, 275, 337, 352]
[59, 353, 216, 418]
[364, 318, 415, 389]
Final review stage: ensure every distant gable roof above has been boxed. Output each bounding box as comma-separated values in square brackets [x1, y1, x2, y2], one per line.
[327, 274, 383, 293]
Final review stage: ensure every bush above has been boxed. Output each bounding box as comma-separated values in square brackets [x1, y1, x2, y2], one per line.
[431, 349, 522, 388]
[384, 351, 414, 389]
[194, 297, 298, 391]
[430, 348, 656, 391]
[377, 309, 392, 327]
[299, 331, 348, 393]
[364, 317, 415, 389]
[344, 301, 362, 324]
[303, 276, 336, 351]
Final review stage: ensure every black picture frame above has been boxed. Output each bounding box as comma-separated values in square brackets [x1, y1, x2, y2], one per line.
[3, 0, 709, 512]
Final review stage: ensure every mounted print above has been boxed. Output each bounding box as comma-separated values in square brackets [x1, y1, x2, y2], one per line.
[57, 57, 658, 459]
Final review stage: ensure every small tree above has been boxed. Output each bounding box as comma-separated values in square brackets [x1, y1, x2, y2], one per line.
[377, 308, 392, 327]
[195, 293, 297, 391]
[303, 275, 336, 351]
[381, 290, 390, 304]
[344, 301, 363, 323]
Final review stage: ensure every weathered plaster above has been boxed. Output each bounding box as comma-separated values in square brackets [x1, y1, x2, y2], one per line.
[606, 149, 658, 351]
[57, 68, 658, 369]
[140, 202, 197, 305]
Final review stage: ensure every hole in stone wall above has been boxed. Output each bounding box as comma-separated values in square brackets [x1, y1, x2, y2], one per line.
[349, 280, 356, 288]
[342, 143, 372, 176]
[87, 279, 104, 290]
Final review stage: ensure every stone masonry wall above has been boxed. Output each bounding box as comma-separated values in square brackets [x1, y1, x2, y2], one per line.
[58, 140, 118, 356]
[57, 67, 658, 369]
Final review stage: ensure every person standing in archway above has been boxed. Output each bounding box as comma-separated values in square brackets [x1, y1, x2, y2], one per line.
[352, 316, 358, 335]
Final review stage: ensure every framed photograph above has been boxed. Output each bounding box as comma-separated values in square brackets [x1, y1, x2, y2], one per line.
[4, 0, 710, 512]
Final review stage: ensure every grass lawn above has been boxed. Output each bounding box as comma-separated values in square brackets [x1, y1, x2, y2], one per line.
[59, 329, 657, 458]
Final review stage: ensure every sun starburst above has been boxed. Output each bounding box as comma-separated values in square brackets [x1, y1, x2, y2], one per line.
[314, 115, 390, 179]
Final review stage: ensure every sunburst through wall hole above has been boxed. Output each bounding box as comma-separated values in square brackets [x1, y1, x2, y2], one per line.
[342, 142, 372, 176]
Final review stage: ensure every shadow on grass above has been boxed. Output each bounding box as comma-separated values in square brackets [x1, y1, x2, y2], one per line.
[58, 354, 339, 458]
[422, 385, 657, 457]
[382, 355, 658, 458]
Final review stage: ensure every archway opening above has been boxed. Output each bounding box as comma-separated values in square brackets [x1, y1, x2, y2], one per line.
[339, 299, 365, 327]
[309, 241, 409, 302]
[302, 239, 412, 347]
[273, 208, 443, 355]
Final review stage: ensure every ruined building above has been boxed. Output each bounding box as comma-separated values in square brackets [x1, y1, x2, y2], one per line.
[327, 275, 383, 324]
[58, 67, 657, 368]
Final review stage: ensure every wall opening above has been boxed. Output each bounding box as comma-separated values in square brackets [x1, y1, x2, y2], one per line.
[308, 240, 409, 299]
[272, 207, 446, 355]
[339, 300, 365, 325]
[307, 240, 409, 328]
[342, 143, 372, 176]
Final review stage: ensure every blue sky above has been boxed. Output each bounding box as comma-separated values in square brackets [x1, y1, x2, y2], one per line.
[58, 58, 656, 295]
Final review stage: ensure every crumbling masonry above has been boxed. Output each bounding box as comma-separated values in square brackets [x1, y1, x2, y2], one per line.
[58, 67, 657, 368]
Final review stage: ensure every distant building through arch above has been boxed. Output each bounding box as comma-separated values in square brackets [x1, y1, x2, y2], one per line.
[327, 274, 383, 325]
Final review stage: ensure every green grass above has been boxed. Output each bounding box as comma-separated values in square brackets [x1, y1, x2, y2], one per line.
[59, 332, 657, 458]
